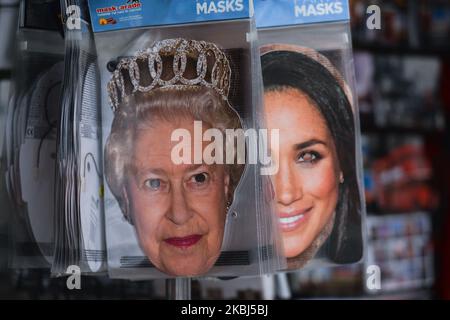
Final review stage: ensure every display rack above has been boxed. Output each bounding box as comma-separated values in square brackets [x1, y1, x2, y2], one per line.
[1, 0, 449, 300]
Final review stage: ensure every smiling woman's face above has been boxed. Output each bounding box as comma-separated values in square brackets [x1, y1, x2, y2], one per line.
[264, 88, 341, 258]
[125, 116, 229, 276]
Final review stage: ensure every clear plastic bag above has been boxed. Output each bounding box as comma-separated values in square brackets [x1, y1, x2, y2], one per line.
[88, 0, 283, 279]
[4, 0, 65, 269]
[51, 0, 106, 276]
[255, 0, 366, 270]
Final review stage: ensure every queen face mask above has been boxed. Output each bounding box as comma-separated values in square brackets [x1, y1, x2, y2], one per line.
[104, 39, 244, 276]
[90, 0, 283, 280]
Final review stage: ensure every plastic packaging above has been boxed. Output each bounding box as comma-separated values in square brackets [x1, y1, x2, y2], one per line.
[255, 0, 366, 270]
[51, 0, 106, 276]
[4, 0, 65, 268]
[87, 0, 283, 279]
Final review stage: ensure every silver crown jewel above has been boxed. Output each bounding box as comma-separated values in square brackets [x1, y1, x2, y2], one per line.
[107, 38, 232, 112]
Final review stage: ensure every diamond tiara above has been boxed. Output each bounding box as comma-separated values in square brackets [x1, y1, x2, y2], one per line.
[107, 38, 232, 112]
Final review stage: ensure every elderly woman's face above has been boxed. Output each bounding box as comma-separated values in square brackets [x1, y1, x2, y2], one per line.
[264, 88, 340, 258]
[125, 116, 229, 276]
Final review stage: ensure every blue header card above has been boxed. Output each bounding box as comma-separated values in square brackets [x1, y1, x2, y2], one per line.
[87, 0, 252, 32]
[254, 0, 349, 28]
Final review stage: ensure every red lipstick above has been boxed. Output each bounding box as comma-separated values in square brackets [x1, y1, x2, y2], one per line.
[164, 235, 202, 248]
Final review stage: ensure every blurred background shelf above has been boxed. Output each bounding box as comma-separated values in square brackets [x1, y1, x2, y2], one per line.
[360, 118, 446, 136]
[353, 42, 450, 57]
